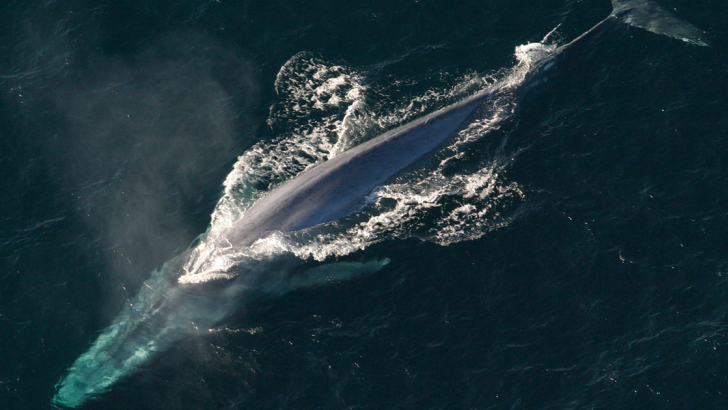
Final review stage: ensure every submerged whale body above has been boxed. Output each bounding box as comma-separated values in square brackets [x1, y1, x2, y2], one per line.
[52, 1, 708, 407]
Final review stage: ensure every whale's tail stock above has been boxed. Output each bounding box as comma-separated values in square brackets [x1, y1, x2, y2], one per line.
[612, 0, 710, 46]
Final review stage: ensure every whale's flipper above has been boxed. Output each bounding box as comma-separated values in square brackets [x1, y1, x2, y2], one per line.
[612, 0, 710, 46]
[262, 258, 391, 296]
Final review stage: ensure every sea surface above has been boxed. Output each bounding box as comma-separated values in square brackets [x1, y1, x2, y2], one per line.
[2, 0, 728, 409]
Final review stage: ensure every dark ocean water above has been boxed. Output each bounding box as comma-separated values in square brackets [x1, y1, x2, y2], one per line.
[2, 0, 728, 409]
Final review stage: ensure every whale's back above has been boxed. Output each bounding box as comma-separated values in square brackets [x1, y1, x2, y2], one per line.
[220, 90, 495, 248]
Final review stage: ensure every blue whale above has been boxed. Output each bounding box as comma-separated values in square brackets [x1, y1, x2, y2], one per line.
[52, 1, 708, 407]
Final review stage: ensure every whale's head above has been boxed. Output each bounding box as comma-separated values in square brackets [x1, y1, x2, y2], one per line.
[52, 279, 194, 408]
[52, 253, 245, 408]
[51, 238, 385, 407]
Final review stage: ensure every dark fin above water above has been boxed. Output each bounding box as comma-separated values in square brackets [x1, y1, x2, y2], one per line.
[612, 0, 710, 46]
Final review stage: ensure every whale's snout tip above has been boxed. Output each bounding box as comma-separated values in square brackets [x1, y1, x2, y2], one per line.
[53, 370, 109, 409]
[52, 380, 91, 409]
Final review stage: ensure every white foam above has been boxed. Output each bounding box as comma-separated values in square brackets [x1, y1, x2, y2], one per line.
[209, 53, 367, 234]
[516, 42, 556, 66]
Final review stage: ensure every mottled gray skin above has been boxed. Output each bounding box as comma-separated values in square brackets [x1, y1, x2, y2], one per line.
[222, 89, 498, 248]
